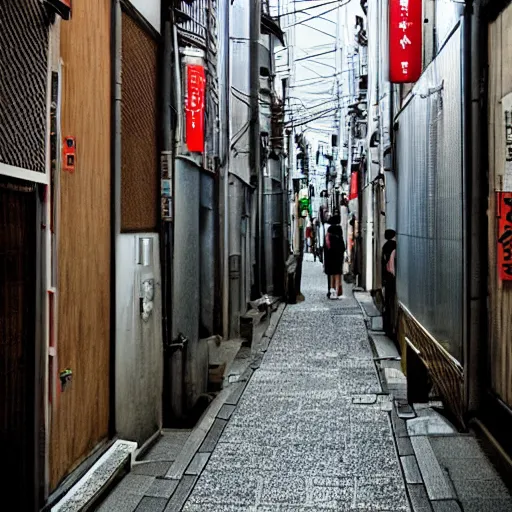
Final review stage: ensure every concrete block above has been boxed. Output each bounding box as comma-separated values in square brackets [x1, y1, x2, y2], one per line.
[52, 440, 137, 512]
[407, 410, 457, 436]
[397, 436, 414, 456]
[410, 436, 456, 501]
[95, 491, 142, 512]
[199, 418, 227, 452]
[185, 453, 210, 476]
[370, 333, 400, 359]
[135, 497, 168, 512]
[145, 478, 178, 499]
[428, 435, 485, 460]
[401, 455, 423, 484]
[431, 500, 462, 512]
[461, 498, 512, 512]
[217, 404, 236, 421]
[407, 484, 433, 512]
[132, 461, 172, 477]
[165, 476, 198, 511]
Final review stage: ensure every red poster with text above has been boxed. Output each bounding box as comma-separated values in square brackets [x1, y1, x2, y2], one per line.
[349, 171, 358, 200]
[389, 0, 422, 83]
[497, 192, 512, 281]
[186, 64, 206, 153]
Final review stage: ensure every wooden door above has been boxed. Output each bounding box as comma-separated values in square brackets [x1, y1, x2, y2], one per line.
[487, 4, 512, 410]
[50, 0, 112, 489]
[0, 180, 38, 509]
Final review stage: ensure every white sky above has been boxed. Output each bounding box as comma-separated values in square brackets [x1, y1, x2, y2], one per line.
[273, 0, 364, 144]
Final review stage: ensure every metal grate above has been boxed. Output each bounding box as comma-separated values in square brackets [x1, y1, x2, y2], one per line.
[0, 1, 50, 173]
[0, 177, 37, 509]
[121, 11, 158, 231]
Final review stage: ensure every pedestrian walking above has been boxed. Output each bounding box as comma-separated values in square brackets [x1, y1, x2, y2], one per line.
[382, 229, 397, 337]
[324, 211, 346, 299]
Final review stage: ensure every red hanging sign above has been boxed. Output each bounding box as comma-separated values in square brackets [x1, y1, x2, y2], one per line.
[389, 0, 422, 83]
[185, 64, 206, 153]
[349, 171, 358, 200]
[497, 192, 512, 281]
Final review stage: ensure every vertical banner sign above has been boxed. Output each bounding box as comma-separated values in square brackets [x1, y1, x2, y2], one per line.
[185, 64, 206, 153]
[389, 0, 422, 83]
[497, 192, 512, 281]
[349, 171, 358, 200]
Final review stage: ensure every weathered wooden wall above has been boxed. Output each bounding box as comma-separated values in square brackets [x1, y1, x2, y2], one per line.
[488, 5, 512, 410]
[50, 0, 111, 489]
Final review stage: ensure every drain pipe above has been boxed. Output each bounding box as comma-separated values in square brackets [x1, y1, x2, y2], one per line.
[251, 0, 262, 296]
[218, 0, 230, 338]
[464, 0, 485, 416]
[161, 6, 173, 352]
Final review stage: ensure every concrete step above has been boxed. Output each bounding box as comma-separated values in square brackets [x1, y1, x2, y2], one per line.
[51, 440, 137, 512]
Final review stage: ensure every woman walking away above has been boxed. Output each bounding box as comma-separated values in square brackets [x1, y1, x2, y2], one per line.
[324, 212, 346, 299]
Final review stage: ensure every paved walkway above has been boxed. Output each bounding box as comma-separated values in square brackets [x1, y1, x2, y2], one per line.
[182, 257, 409, 511]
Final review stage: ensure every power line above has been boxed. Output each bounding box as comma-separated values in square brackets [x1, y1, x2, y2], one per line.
[302, 22, 337, 39]
[284, 4, 343, 29]
[277, 0, 341, 18]
[294, 48, 336, 63]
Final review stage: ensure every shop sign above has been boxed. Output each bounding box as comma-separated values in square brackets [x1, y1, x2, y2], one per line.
[185, 64, 206, 153]
[389, 0, 422, 83]
[497, 192, 512, 281]
[349, 171, 358, 200]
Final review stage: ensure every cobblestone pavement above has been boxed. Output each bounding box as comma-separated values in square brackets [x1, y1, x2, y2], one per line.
[182, 257, 409, 511]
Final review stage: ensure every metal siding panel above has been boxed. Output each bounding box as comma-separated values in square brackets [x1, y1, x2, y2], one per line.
[396, 25, 463, 362]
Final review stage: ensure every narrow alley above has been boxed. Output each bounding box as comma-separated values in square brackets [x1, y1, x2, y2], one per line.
[5, 2, 512, 511]
[93, 258, 512, 511]
[97, 257, 409, 511]
[179, 257, 409, 511]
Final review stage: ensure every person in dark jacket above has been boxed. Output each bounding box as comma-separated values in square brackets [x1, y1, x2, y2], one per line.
[324, 213, 346, 299]
[382, 229, 397, 336]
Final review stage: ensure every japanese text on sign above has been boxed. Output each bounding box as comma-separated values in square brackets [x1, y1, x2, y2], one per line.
[185, 64, 206, 153]
[389, 0, 422, 83]
[497, 192, 512, 281]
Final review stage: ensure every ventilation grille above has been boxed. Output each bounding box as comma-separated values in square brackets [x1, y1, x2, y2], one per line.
[121, 11, 158, 232]
[0, 1, 50, 174]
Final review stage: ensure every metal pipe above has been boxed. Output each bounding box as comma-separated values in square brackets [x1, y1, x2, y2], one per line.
[173, 22, 182, 146]
[229, 176, 243, 337]
[219, 0, 230, 338]
[161, 12, 173, 352]
[464, 0, 485, 415]
[251, 0, 262, 296]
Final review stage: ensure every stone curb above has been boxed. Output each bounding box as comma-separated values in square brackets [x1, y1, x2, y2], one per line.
[51, 440, 137, 512]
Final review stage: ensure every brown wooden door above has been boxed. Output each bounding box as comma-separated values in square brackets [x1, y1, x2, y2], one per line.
[49, 0, 112, 490]
[0, 179, 38, 510]
[487, 5, 512, 410]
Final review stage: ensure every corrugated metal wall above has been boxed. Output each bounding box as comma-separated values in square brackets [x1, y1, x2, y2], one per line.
[396, 23, 463, 362]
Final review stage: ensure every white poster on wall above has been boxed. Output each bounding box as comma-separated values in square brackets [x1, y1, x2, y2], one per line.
[502, 92, 512, 191]
[129, 0, 161, 33]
